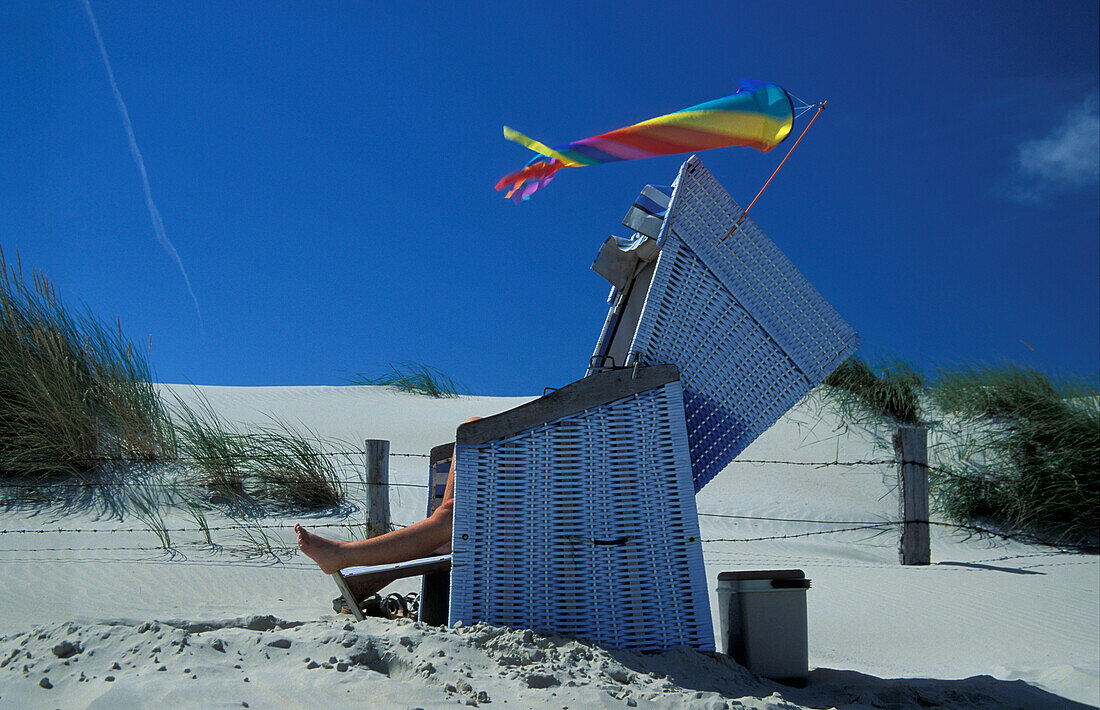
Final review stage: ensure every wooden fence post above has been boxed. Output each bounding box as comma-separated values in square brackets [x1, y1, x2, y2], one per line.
[365, 439, 390, 537]
[894, 426, 930, 565]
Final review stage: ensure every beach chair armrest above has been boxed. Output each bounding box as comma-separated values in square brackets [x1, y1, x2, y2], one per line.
[456, 365, 680, 445]
[332, 554, 452, 621]
[339, 554, 452, 579]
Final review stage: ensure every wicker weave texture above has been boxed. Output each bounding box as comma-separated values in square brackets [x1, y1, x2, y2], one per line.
[450, 381, 713, 651]
[667, 159, 856, 384]
[632, 158, 859, 491]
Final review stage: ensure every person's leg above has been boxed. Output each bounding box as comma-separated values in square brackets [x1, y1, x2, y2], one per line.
[296, 498, 453, 574]
[296, 417, 478, 574]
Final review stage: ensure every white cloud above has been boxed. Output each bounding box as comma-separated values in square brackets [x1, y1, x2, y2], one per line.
[1011, 94, 1099, 201]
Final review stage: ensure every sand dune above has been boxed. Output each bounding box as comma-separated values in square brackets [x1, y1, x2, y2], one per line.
[2, 614, 1088, 709]
[0, 385, 1095, 709]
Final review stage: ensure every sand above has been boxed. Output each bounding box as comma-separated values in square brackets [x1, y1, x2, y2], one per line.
[0, 385, 1096, 709]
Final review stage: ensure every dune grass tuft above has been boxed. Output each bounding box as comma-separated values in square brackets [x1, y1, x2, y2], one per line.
[170, 394, 249, 498]
[0, 248, 173, 481]
[823, 355, 924, 426]
[929, 363, 1098, 547]
[169, 394, 346, 510]
[242, 422, 347, 509]
[0, 249, 347, 511]
[349, 361, 465, 398]
[823, 355, 1098, 547]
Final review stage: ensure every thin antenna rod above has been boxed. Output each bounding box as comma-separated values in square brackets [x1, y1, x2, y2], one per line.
[723, 100, 827, 241]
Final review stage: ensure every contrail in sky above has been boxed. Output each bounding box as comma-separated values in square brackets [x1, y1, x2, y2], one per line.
[80, 0, 202, 325]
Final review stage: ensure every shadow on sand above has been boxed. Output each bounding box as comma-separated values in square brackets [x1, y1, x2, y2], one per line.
[937, 560, 1046, 575]
[607, 647, 1092, 710]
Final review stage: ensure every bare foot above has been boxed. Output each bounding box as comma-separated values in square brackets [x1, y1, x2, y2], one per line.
[295, 523, 345, 574]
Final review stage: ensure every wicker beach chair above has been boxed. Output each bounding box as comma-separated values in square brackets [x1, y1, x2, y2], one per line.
[333, 367, 711, 650]
[333, 156, 857, 651]
[449, 365, 711, 650]
[591, 156, 859, 491]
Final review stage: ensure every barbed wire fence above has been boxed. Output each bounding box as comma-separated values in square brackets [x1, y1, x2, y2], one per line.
[0, 430, 1077, 561]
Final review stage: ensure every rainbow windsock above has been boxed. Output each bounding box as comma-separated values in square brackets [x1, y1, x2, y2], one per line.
[496, 80, 794, 201]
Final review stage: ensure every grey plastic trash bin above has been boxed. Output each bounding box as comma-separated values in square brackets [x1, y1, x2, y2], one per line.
[717, 570, 811, 686]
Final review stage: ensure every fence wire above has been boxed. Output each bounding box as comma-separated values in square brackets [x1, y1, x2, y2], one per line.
[701, 524, 893, 543]
[0, 454, 994, 487]
[0, 449, 429, 467]
[0, 516, 1053, 549]
[0, 480, 429, 490]
[0, 450, 1077, 557]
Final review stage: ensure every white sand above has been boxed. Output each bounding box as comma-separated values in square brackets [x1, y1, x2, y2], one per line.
[0, 385, 1096, 709]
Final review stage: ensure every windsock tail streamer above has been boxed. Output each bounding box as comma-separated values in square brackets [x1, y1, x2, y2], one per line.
[495, 127, 575, 202]
[495, 79, 794, 201]
[502, 126, 582, 167]
[494, 156, 567, 202]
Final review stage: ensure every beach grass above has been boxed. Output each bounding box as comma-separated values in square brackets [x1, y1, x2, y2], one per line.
[823, 355, 924, 426]
[169, 393, 249, 498]
[241, 421, 347, 509]
[349, 361, 465, 398]
[0, 250, 346, 511]
[928, 363, 1099, 547]
[0, 248, 173, 482]
[169, 394, 347, 510]
[824, 355, 1099, 547]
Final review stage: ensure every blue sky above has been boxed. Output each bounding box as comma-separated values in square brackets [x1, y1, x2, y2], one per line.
[3, 1, 1098, 395]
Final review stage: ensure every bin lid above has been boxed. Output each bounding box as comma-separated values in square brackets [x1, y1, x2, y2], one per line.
[718, 569, 805, 581]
